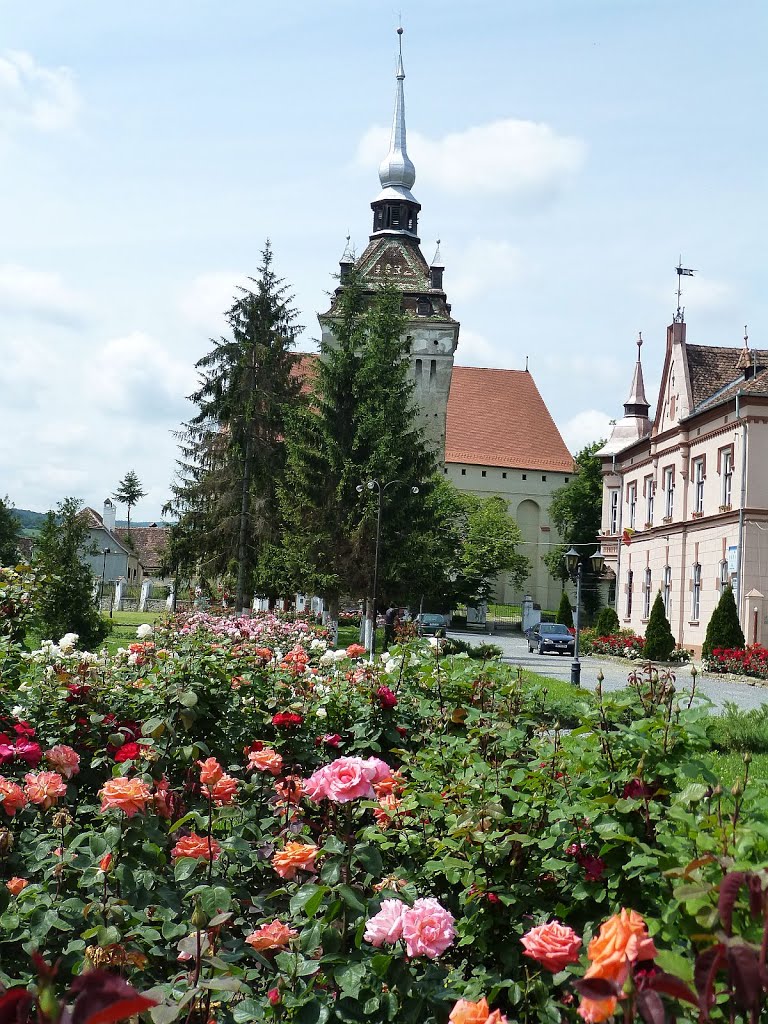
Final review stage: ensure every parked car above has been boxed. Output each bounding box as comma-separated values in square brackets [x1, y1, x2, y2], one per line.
[416, 613, 448, 636]
[527, 622, 575, 656]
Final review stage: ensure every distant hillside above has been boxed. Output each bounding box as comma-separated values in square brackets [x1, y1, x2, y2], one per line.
[13, 509, 47, 536]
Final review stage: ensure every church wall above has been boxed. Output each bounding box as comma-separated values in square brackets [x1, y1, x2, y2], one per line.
[444, 462, 570, 611]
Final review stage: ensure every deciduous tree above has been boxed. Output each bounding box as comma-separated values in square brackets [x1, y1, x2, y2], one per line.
[0, 496, 21, 566]
[113, 471, 147, 530]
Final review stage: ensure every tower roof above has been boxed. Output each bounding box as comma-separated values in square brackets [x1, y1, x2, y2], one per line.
[624, 332, 650, 415]
[374, 27, 417, 204]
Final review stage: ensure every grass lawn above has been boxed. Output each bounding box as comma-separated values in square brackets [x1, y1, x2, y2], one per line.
[100, 608, 168, 656]
[708, 751, 768, 788]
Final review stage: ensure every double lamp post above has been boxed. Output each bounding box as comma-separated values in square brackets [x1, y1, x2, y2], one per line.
[563, 546, 605, 686]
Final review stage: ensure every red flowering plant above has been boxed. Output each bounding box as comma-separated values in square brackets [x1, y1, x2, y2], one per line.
[707, 643, 768, 679]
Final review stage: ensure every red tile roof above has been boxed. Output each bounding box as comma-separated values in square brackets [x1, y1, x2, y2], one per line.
[446, 366, 574, 472]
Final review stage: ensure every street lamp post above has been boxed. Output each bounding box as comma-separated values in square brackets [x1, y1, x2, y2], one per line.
[100, 547, 111, 611]
[564, 547, 605, 686]
[357, 479, 419, 659]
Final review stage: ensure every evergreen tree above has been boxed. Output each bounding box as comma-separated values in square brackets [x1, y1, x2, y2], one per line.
[595, 605, 620, 636]
[112, 471, 147, 529]
[0, 496, 21, 566]
[556, 590, 574, 627]
[32, 497, 109, 649]
[644, 591, 675, 661]
[281, 273, 435, 629]
[702, 585, 745, 659]
[165, 243, 303, 610]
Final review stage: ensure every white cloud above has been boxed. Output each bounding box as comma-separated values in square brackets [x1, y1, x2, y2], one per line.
[0, 51, 79, 134]
[561, 409, 613, 452]
[178, 271, 253, 334]
[448, 239, 524, 302]
[357, 119, 586, 200]
[0, 264, 91, 325]
[84, 332, 197, 418]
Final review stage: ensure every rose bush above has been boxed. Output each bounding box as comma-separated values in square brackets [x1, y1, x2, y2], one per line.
[0, 608, 767, 1022]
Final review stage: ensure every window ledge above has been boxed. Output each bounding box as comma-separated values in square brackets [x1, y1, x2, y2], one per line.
[719, 504, 732, 513]
[662, 516, 673, 524]
[643, 522, 653, 529]
[691, 511, 704, 519]
[688, 620, 700, 627]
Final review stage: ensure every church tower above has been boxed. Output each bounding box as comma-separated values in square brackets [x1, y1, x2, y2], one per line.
[319, 28, 460, 458]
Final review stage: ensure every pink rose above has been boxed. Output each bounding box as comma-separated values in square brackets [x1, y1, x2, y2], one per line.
[303, 764, 331, 801]
[45, 745, 81, 780]
[364, 899, 407, 947]
[14, 740, 42, 767]
[401, 898, 455, 958]
[24, 771, 67, 811]
[364, 757, 393, 784]
[521, 920, 582, 973]
[324, 757, 375, 802]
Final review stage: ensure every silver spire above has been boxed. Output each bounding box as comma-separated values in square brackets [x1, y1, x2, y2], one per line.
[625, 332, 650, 411]
[377, 27, 417, 200]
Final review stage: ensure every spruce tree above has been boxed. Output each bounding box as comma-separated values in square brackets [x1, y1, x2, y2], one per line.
[556, 589, 574, 627]
[165, 243, 303, 610]
[32, 497, 109, 649]
[595, 605, 620, 636]
[702, 585, 745, 659]
[113, 471, 147, 529]
[281, 273, 435, 630]
[643, 591, 676, 661]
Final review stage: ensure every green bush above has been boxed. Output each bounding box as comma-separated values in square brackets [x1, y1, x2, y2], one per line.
[643, 590, 675, 661]
[702, 584, 745, 660]
[555, 589, 573, 627]
[709, 702, 768, 753]
[594, 605, 620, 636]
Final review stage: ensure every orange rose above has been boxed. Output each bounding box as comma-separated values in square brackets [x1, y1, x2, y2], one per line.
[172, 834, 221, 861]
[198, 757, 224, 785]
[449, 998, 491, 1024]
[245, 919, 298, 951]
[99, 777, 152, 817]
[274, 775, 303, 805]
[204, 773, 238, 806]
[0, 776, 27, 816]
[577, 996, 618, 1023]
[521, 920, 582, 973]
[587, 909, 657, 980]
[272, 841, 318, 880]
[248, 748, 283, 776]
[6, 877, 28, 896]
[24, 771, 67, 811]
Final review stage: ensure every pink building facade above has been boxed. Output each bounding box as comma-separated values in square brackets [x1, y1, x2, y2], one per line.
[598, 320, 768, 655]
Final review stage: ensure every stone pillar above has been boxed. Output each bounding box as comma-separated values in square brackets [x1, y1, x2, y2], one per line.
[114, 578, 125, 611]
[139, 580, 151, 611]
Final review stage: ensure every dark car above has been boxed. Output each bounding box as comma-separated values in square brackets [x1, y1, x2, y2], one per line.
[527, 622, 575, 656]
[416, 613, 448, 636]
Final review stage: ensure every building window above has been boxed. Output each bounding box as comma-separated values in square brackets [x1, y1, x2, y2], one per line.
[663, 565, 672, 618]
[643, 568, 652, 619]
[565, 477, 570, 483]
[461, 468, 466, 476]
[522, 474, 527, 480]
[502, 472, 507, 479]
[691, 563, 702, 620]
[663, 467, 675, 519]
[645, 477, 655, 525]
[429, 359, 436, 383]
[415, 358, 422, 380]
[719, 559, 729, 593]
[443, 467, 448, 474]
[721, 448, 733, 507]
[481, 470, 486, 477]
[542, 475, 547, 482]
[627, 482, 637, 530]
[609, 490, 619, 534]
[693, 458, 705, 514]
[626, 569, 633, 618]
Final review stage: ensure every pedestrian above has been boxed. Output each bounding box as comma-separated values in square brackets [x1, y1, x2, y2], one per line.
[384, 603, 396, 650]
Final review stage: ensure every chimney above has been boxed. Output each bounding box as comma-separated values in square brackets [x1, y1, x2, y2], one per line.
[102, 499, 116, 532]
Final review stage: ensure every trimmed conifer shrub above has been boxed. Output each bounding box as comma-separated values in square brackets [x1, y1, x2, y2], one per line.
[644, 591, 676, 661]
[702, 585, 745, 660]
[556, 590, 574, 627]
[595, 605, 620, 636]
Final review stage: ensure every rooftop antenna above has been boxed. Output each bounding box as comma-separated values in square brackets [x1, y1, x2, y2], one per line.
[674, 256, 696, 323]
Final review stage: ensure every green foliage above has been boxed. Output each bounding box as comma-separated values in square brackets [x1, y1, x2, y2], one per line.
[454, 493, 530, 604]
[166, 242, 303, 607]
[594, 604, 620, 636]
[545, 441, 605, 617]
[280, 273, 435, 612]
[709, 702, 768, 753]
[702, 584, 745, 659]
[0, 495, 22, 566]
[31, 497, 110, 649]
[555, 589, 573, 627]
[644, 590, 675, 661]
[112, 470, 147, 529]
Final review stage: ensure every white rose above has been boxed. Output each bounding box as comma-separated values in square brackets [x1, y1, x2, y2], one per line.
[315, 707, 328, 719]
[136, 623, 153, 639]
[319, 651, 335, 667]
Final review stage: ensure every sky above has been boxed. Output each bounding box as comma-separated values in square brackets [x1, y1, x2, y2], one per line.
[0, 0, 765, 521]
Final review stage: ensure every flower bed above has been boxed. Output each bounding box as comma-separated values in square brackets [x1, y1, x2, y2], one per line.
[706, 643, 768, 679]
[0, 608, 766, 1021]
[581, 630, 691, 663]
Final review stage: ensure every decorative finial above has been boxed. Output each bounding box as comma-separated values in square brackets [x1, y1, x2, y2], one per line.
[637, 331, 643, 356]
[377, 25, 416, 196]
[745, 325, 749, 346]
[430, 238, 443, 267]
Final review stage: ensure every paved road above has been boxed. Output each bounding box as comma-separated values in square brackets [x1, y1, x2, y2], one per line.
[448, 629, 768, 712]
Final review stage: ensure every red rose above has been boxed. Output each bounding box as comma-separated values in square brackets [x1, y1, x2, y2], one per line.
[272, 712, 303, 729]
[14, 740, 43, 767]
[114, 742, 141, 763]
[376, 686, 398, 709]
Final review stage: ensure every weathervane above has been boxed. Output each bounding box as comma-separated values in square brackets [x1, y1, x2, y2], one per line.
[674, 257, 696, 323]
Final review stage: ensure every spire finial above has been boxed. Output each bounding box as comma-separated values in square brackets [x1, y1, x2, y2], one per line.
[745, 324, 749, 346]
[674, 258, 696, 322]
[637, 331, 643, 357]
[377, 26, 416, 196]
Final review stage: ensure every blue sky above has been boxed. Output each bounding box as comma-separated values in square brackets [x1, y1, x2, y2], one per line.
[0, 0, 764, 519]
